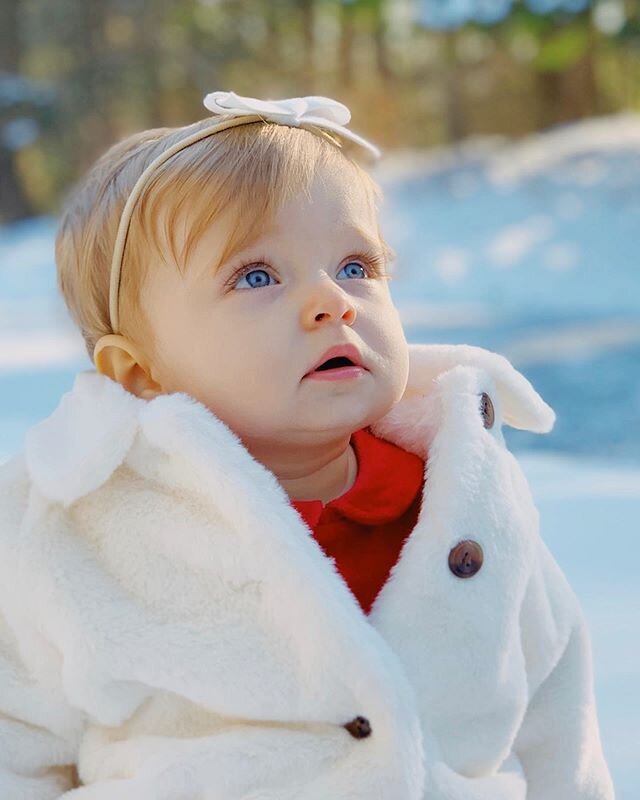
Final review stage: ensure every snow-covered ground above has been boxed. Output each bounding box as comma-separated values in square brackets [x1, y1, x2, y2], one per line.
[1, 114, 638, 797]
[375, 114, 640, 466]
[517, 452, 638, 795]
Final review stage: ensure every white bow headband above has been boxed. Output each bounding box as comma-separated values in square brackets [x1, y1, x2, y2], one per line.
[105, 90, 382, 339]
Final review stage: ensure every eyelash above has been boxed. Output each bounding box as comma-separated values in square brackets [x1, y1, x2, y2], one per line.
[223, 250, 390, 291]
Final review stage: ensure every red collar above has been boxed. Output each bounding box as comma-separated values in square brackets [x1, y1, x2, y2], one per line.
[291, 427, 425, 529]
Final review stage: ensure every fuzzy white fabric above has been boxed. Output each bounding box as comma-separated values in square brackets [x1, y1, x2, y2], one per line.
[0, 343, 614, 799]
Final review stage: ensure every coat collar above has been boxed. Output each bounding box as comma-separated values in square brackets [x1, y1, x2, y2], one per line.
[292, 426, 425, 527]
[24, 342, 555, 511]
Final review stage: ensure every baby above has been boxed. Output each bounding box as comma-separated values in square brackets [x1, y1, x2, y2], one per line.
[0, 91, 614, 799]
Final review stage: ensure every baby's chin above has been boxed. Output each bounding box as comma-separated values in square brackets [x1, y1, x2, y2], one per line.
[294, 397, 394, 436]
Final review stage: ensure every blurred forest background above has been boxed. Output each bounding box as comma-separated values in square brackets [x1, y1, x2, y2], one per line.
[2, 0, 640, 221]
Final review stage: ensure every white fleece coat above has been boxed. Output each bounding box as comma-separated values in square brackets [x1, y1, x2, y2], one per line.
[0, 343, 614, 800]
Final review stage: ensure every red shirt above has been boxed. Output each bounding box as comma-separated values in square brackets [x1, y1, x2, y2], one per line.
[291, 427, 425, 615]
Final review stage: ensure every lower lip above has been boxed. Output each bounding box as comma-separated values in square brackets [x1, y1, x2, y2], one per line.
[304, 366, 367, 381]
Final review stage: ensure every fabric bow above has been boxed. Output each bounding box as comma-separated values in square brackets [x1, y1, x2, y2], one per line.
[202, 90, 381, 161]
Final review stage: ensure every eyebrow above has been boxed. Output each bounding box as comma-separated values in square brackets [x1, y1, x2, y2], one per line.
[340, 224, 397, 262]
[211, 224, 392, 278]
[341, 224, 385, 251]
[354, 233, 396, 269]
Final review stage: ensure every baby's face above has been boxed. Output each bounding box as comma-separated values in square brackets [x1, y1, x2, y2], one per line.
[142, 163, 410, 451]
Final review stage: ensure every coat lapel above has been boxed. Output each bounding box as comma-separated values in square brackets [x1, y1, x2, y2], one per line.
[368, 346, 554, 775]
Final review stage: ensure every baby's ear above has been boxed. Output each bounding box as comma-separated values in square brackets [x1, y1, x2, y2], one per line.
[93, 334, 163, 400]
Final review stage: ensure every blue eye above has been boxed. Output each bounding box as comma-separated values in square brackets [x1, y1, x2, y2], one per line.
[226, 253, 385, 291]
[338, 262, 367, 280]
[233, 267, 274, 290]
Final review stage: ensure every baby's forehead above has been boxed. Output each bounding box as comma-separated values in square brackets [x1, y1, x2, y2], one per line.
[155, 158, 382, 275]
[308, 162, 378, 212]
[250, 212, 381, 264]
[265, 171, 379, 234]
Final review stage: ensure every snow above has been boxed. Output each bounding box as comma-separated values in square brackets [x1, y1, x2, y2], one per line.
[518, 452, 639, 796]
[373, 113, 640, 466]
[1, 113, 638, 797]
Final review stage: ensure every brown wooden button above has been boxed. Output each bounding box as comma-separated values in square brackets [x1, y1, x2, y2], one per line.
[448, 540, 484, 578]
[479, 392, 495, 429]
[344, 715, 372, 739]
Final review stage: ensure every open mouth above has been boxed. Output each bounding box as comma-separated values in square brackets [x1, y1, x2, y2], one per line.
[314, 356, 357, 372]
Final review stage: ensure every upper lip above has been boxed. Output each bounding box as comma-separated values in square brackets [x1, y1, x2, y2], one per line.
[304, 344, 366, 376]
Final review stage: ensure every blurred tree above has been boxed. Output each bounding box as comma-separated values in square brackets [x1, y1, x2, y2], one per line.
[300, 0, 317, 90]
[339, 0, 356, 85]
[1, 0, 638, 219]
[443, 29, 468, 142]
[372, 0, 393, 81]
[0, 0, 32, 220]
[502, 5, 599, 127]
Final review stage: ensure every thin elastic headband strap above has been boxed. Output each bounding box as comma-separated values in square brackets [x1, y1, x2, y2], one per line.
[108, 114, 346, 343]
[105, 91, 380, 347]
[108, 114, 278, 337]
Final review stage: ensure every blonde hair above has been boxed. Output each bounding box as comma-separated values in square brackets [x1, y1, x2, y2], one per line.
[55, 117, 396, 363]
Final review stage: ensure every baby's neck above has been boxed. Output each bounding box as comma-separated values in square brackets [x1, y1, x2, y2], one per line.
[252, 438, 358, 506]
